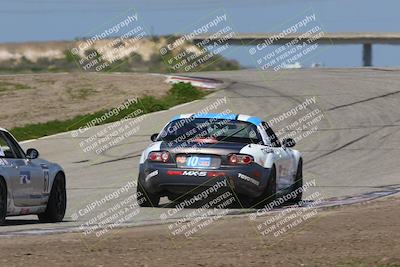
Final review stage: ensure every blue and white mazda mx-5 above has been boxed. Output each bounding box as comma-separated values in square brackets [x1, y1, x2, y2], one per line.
[137, 113, 303, 208]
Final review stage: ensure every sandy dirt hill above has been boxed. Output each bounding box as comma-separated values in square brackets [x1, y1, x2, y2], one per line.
[0, 73, 170, 129]
[0, 37, 197, 63]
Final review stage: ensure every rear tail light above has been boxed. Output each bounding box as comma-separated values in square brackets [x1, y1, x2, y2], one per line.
[228, 154, 253, 165]
[148, 151, 170, 162]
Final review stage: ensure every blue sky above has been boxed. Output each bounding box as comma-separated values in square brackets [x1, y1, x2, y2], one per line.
[1, 0, 399, 67]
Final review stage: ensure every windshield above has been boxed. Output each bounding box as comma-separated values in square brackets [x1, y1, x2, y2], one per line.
[158, 118, 262, 144]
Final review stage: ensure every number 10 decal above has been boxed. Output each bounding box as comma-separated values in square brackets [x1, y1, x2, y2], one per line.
[187, 156, 199, 167]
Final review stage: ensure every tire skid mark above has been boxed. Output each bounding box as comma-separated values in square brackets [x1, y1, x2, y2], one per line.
[305, 132, 371, 166]
[328, 90, 400, 111]
[90, 154, 141, 166]
[304, 124, 390, 167]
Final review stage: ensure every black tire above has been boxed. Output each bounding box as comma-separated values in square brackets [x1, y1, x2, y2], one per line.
[290, 159, 303, 205]
[38, 173, 66, 223]
[254, 165, 277, 209]
[237, 194, 254, 208]
[0, 178, 7, 225]
[137, 183, 160, 207]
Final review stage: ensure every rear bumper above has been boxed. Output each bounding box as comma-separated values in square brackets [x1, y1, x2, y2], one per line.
[138, 161, 272, 198]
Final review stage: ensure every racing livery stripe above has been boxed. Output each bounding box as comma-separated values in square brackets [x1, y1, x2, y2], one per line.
[180, 114, 194, 119]
[237, 114, 263, 126]
[191, 113, 236, 120]
[170, 115, 181, 121]
[171, 114, 263, 126]
[246, 116, 263, 126]
[171, 114, 193, 121]
[237, 114, 250, 122]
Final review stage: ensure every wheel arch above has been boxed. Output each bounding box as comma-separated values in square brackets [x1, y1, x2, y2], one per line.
[0, 175, 8, 214]
[0, 175, 7, 190]
[49, 170, 66, 193]
[291, 149, 302, 169]
[54, 171, 66, 186]
[0, 174, 10, 200]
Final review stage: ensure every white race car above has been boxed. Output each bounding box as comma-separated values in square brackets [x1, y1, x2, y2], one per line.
[137, 113, 303, 208]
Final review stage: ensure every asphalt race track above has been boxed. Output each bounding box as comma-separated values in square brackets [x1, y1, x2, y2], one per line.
[2, 68, 400, 235]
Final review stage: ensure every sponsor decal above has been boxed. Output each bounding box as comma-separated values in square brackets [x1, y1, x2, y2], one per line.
[278, 165, 289, 177]
[167, 170, 184, 176]
[20, 208, 30, 215]
[198, 157, 211, 167]
[41, 164, 50, 193]
[261, 147, 273, 154]
[182, 170, 207, 177]
[43, 170, 50, 192]
[166, 170, 226, 178]
[207, 171, 226, 178]
[238, 173, 260, 186]
[20, 171, 31, 184]
[176, 156, 186, 164]
[186, 156, 211, 168]
[145, 170, 159, 182]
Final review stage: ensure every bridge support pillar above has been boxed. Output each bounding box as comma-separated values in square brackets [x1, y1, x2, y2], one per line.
[363, 43, 372, 67]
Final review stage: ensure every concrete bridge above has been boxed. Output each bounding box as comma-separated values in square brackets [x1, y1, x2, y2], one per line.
[192, 32, 400, 66]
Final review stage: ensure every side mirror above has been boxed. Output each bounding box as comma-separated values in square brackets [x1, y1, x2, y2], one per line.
[150, 133, 159, 142]
[282, 138, 296, 148]
[26, 148, 39, 159]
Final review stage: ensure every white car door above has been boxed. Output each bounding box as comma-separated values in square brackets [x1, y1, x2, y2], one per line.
[261, 122, 294, 191]
[273, 147, 293, 190]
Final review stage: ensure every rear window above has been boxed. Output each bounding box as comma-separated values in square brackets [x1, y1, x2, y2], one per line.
[159, 118, 262, 144]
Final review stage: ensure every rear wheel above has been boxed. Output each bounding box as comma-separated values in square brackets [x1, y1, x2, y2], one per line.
[137, 183, 160, 207]
[254, 165, 277, 209]
[0, 178, 7, 225]
[38, 173, 66, 223]
[237, 194, 254, 208]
